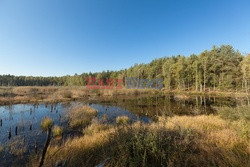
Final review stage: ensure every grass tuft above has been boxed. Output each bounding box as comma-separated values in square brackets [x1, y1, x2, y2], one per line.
[68, 105, 97, 129]
[52, 125, 63, 138]
[116, 116, 130, 126]
[61, 90, 72, 98]
[84, 122, 112, 136]
[41, 117, 54, 131]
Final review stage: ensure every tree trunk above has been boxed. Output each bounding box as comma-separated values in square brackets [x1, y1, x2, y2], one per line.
[39, 128, 52, 167]
[195, 64, 198, 91]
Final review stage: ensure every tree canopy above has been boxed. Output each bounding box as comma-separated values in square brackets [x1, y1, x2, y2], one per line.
[0, 45, 249, 92]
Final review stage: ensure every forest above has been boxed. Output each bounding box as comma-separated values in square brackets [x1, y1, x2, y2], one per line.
[1, 45, 250, 92]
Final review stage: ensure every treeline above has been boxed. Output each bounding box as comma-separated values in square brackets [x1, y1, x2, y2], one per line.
[1, 45, 250, 92]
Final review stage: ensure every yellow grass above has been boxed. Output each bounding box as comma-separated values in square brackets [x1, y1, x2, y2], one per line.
[115, 116, 130, 125]
[41, 117, 54, 131]
[52, 125, 63, 138]
[0, 86, 163, 105]
[0, 86, 87, 105]
[38, 114, 249, 167]
[0, 86, 249, 105]
[68, 105, 98, 129]
[84, 122, 112, 136]
[162, 115, 250, 153]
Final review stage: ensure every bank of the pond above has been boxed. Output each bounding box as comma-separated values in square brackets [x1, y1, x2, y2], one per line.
[0, 101, 151, 166]
[0, 86, 249, 105]
[32, 105, 250, 167]
[0, 99, 249, 167]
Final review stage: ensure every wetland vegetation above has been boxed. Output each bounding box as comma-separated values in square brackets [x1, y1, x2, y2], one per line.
[0, 45, 249, 166]
[0, 92, 249, 166]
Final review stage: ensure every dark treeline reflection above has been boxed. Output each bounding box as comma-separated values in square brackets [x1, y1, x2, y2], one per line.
[88, 94, 248, 119]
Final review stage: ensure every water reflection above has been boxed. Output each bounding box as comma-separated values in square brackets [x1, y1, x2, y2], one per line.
[88, 94, 248, 119]
[0, 94, 248, 166]
[0, 102, 70, 166]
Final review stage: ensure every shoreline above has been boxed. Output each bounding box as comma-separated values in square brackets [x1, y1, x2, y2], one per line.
[0, 86, 249, 105]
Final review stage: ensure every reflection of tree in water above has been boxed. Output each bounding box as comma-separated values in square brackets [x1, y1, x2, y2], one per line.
[90, 95, 247, 118]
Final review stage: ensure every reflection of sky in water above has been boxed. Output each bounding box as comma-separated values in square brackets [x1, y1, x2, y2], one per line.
[0, 101, 151, 166]
[0, 102, 150, 147]
[0, 103, 68, 145]
[0, 95, 245, 166]
[0, 103, 72, 166]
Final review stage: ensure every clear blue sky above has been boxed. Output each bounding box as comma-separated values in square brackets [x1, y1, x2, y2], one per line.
[0, 0, 250, 76]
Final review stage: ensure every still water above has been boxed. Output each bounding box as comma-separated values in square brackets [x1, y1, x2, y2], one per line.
[0, 94, 247, 166]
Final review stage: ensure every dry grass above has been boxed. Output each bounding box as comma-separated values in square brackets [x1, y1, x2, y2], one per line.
[68, 105, 98, 129]
[0, 86, 88, 105]
[162, 115, 250, 151]
[35, 129, 113, 167]
[216, 105, 250, 121]
[60, 90, 72, 98]
[84, 122, 113, 136]
[39, 114, 250, 167]
[52, 125, 63, 138]
[0, 86, 248, 105]
[115, 116, 131, 126]
[115, 88, 160, 95]
[0, 86, 163, 105]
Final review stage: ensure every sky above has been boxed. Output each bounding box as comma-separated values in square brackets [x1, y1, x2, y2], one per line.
[0, 0, 250, 76]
